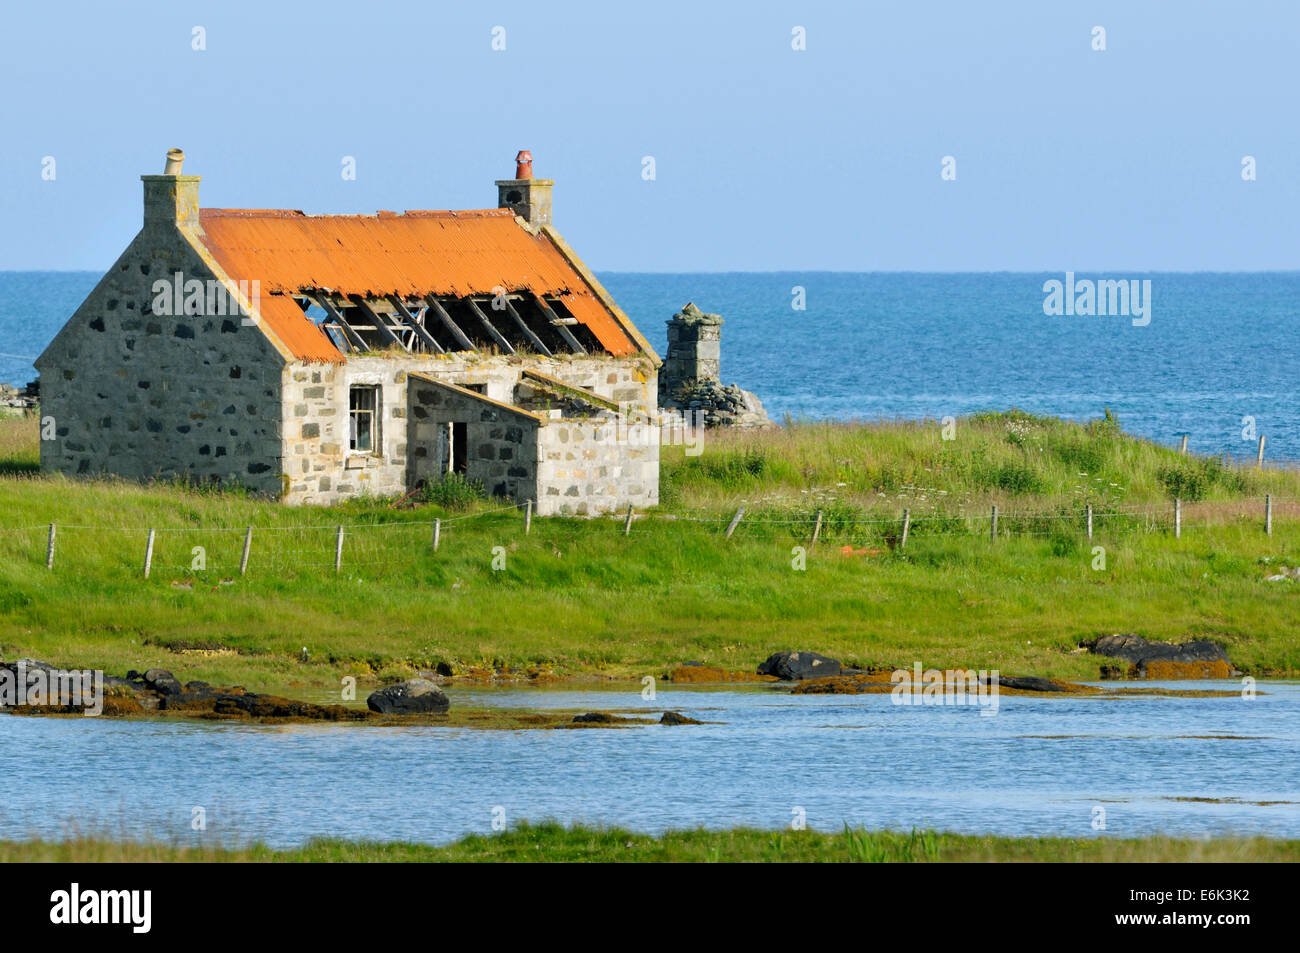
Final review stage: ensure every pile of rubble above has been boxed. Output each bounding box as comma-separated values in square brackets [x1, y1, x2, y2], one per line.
[662, 378, 772, 429]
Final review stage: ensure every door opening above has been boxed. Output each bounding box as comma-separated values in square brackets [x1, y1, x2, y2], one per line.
[451, 422, 468, 475]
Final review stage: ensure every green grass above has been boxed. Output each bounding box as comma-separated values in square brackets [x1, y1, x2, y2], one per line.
[2, 410, 1299, 691]
[2, 822, 1296, 862]
[658, 407, 1286, 512]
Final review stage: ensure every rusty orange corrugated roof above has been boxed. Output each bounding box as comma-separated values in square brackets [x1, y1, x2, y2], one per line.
[195, 208, 638, 360]
[254, 294, 345, 364]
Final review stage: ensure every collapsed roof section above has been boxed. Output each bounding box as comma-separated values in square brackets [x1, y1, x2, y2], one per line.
[193, 208, 653, 364]
[407, 369, 619, 421]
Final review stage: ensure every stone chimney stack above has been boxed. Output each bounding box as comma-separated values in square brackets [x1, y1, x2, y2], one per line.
[662, 302, 723, 392]
[142, 148, 200, 228]
[658, 302, 772, 429]
[496, 149, 553, 228]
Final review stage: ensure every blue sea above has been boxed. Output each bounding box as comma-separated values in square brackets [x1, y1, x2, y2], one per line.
[4, 271, 1298, 460]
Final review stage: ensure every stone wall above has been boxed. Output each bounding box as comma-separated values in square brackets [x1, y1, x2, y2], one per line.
[281, 353, 656, 505]
[536, 413, 659, 516]
[406, 376, 541, 501]
[36, 226, 287, 492]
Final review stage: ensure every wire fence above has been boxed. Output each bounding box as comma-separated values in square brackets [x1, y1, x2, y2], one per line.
[4, 496, 1299, 578]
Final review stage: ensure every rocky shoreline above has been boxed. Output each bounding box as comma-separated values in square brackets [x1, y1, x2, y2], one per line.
[0, 660, 710, 728]
[0, 635, 1247, 726]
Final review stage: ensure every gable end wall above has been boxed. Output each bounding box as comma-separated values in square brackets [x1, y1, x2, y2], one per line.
[36, 227, 287, 492]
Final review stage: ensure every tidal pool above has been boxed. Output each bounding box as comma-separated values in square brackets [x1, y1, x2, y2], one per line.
[2, 681, 1296, 848]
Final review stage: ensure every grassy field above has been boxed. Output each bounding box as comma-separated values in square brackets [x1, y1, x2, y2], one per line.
[2, 409, 1299, 691]
[2, 822, 1296, 862]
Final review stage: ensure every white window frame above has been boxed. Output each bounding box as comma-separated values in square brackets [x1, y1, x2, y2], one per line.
[348, 384, 381, 455]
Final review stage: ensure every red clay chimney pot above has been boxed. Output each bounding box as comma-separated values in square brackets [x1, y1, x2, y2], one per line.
[514, 150, 533, 179]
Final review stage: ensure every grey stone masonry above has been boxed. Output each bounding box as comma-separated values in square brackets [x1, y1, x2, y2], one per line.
[281, 353, 656, 505]
[406, 375, 541, 503]
[659, 302, 771, 430]
[495, 177, 553, 228]
[36, 177, 285, 491]
[661, 302, 722, 389]
[536, 413, 659, 516]
[402, 371, 658, 517]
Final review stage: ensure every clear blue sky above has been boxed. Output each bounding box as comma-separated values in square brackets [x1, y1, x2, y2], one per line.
[1, 1, 1295, 272]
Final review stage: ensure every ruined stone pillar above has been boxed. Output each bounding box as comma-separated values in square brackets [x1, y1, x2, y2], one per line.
[662, 302, 723, 394]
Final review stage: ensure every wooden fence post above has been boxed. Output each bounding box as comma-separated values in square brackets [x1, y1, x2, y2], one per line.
[1086, 504, 1093, 541]
[524, 500, 533, 535]
[1257, 434, 1266, 468]
[900, 509, 911, 549]
[143, 528, 156, 578]
[725, 507, 745, 539]
[811, 510, 823, 546]
[990, 505, 998, 542]
[239, 526, 253, 575]
[334, 525, 344, 573]
[1180, 434, 1189, 455]
[1265, 495, 1272, 537]
[45, 522, 56, 570]
[623, 504, 634, 537]
[432, 518, 441, 552]
[1174, 498, 1181, 539]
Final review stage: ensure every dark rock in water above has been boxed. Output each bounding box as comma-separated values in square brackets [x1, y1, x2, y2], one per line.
[3, 658, 59, 677]
[157, 682, 221, 709]
[0, 659, 117, 711]
[0, 660, 53, 708]
[1089, 634, 1228, 665]
[143, 668, 183, 696]
[1087, 634, 1233, 678]
[211, 693, 348, 719]
[993, 675, 1070, 693]
[573, 712, 614, 723]
[659, 711, 701, 725]
[154, 685, 367, 721]
[366, 678, 449, 714]
[757, 651, 842, 681]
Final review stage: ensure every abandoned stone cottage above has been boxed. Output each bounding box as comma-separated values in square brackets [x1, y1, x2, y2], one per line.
[36, 150, 660, 515]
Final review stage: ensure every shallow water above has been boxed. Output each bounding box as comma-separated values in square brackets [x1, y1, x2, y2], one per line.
[2, 681, 1297, 847]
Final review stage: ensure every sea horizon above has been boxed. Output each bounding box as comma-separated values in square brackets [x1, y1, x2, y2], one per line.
[4, 269, 1298, 461]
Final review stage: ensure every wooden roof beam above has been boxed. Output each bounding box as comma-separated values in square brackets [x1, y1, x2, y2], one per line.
[501, 297, 554, 358]
[388, 296, 445, 353]
[422, 296, 475, 352]
[310, 293, 368, 351]
[461, 297, 516, 355]
[350, 296, 406, 350]
[531, 293, 586, 355]
[324, 322, 353, 353]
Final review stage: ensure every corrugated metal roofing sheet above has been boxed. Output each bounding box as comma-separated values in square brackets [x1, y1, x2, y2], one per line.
[255, 294, 344, 364]
[194, 208, 638, 361]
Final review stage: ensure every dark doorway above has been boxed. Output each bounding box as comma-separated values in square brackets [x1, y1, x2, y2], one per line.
[451, 422, 468, 475]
